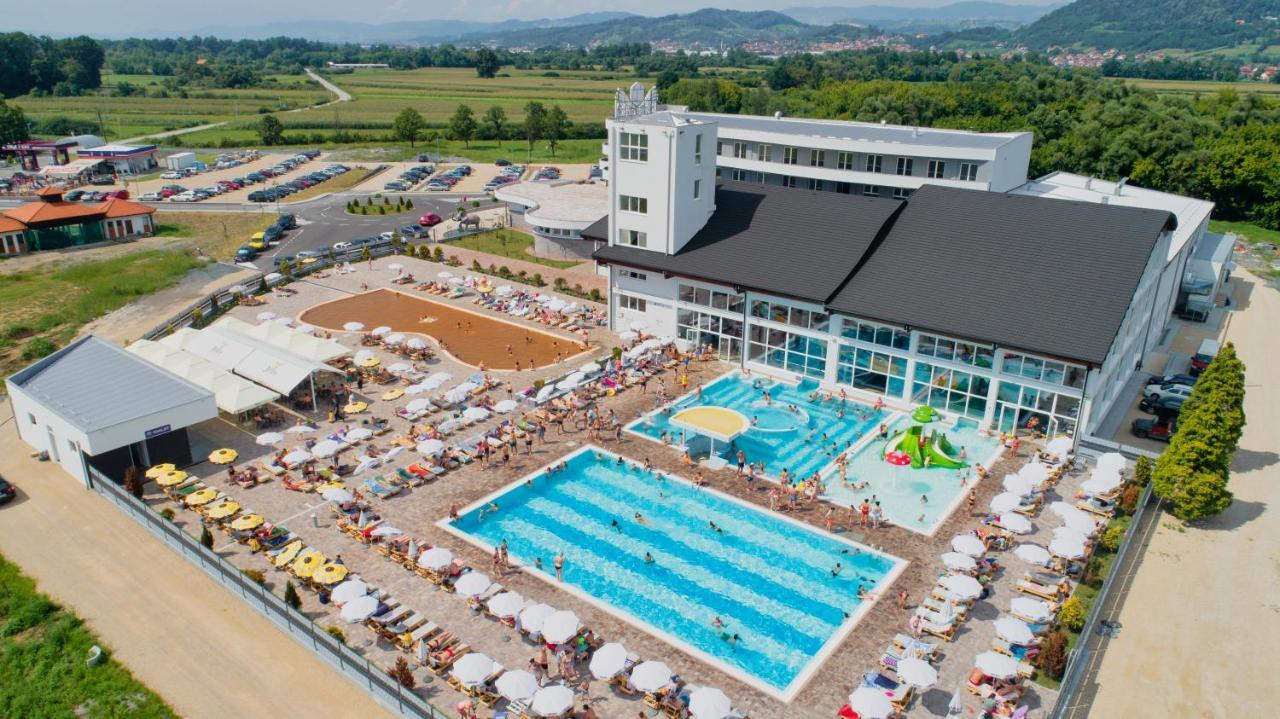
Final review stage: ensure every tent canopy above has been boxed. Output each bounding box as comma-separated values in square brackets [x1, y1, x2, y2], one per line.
[160, 326, 340, 396]
[128, 339, 279, 413]
[217, 316, 351, 363]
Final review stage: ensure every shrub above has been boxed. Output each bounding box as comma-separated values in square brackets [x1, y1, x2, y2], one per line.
[488, 263, 497, 274]
[532, 273, 543, 286]
[1118, 483, 1139, 515]
[588, 288, 602, 302]
[1037, 629, 1069, 680]
[200, 526, 214, 549]
[1100, 519, 1128, 552]
[387, 656, 416, 690]
[359, 206, 367, 215]
[554, 276, 567, 290]
[284, 580, 302, 610]
[611, 346, 623, 360]
[573, 283, 583, 294]
[378, 206, 386, 215]
[384, 196, 391, 205]
[325, 625, 346, 644]
[160, 507, 176, 521]
[533, 378, 545, 390]
[433, 246, 444, 262]
[1081, 555, 1106, 589]
[1133, 455, 1153, 487]
[447, 254, 460, 266]
[498, 265, 511, 277]
[208, 293, 220, 313]
[242, 568, 266, 585]
[1059, 594, 1086, 632]
[258, 276, 268, 293]
[472, 200, 480, 208]
[405, 199, 414, 210]
[471, 259, 483, 271]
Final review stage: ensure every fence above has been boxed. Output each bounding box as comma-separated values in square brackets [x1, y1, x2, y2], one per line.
[1049, 480, 1161, 719]
[88, 468, 450, 719]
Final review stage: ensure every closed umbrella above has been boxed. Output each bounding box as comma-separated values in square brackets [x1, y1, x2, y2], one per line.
[994, 616, 1035, 645]
[847, 686, 893, 719]
[999, 513, 1033, 534]
[331, 579, 368, 605]
[495, 670, 539, 703]
[1049, 537, 1087, 560]
[941, 552, 977, 572]
[343, 321, 364, 332]
[1011, 596, 1055, 623]
[256, 431, 284, 445]
[322, 487, 354, 503]
[519, 603, 556, 634]
[1096, 452, 1126, 472]
[897, 657, 939, 689]
[340, 595, 379, 622]
[486, 591, 524, 618]
[417, 546, 453, 570]
[630, 661, 673, 693]
[312, 439, 342, 458]
[688, 687, 733, 719]
[990, 492, 1024, 513]
[454, 572, 492, 598]
[417, 438, 444, 455]
[452, 653, 498, 687]
[951, 534, 986, 558]
[948, 686, 966, 716]
[1013, 544, 1052, 566]
[541, 610, 580, 644]
[942, 574, 983, 600]
[589, 642, 628, 679]
[530, 685, 574, 717]
[974, 651, 1019, 680]
[494, 399, 518, 413]
[462, 406, 490, 421]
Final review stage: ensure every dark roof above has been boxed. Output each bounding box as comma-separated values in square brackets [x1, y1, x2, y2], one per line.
[828, 185, 1176, 364]
[594, 182, 904, 303]
[582, 215, 608, 241]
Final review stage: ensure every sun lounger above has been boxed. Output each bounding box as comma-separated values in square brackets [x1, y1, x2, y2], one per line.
[892, 633, 938, 659]
[400, 621, 439, 651]
[369, 604, 411, 630]
[991, 637, 1038, 662]
[1076, 497, 1116, 518]
[429, 644, 469, 675]
[362, 476, 401, 499]
[1016, 575, 1067, 601]
[919, 618, 956, 641]
[923, 595, 969, 620]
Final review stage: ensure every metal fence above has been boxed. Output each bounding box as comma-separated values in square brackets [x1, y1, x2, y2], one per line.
[88, 469, 449, 719]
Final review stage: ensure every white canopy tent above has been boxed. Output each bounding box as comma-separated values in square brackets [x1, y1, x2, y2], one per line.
[218, 316, 351, 363]
[127, 339, 279, 414]
[160, 326, 341, 397]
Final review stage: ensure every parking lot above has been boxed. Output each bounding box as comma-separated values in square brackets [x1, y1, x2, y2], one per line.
[105, 151, 330, 201]
[348, 161, 596, 196]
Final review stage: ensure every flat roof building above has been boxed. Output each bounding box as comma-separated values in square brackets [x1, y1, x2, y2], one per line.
[76, 144, 159, 175]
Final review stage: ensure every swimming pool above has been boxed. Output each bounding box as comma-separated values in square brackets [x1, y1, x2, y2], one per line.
[628, 373, 887, 481]
[443, 447, 904, 699]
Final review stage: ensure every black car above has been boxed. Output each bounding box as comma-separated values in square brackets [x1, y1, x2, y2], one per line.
[417, 153, 432, 163]
[263, 225, 283, 243]
[235, 246, 259, 262]
[1139, 395, 1184, 415]
[0, 476, 15, 504]
[495, 159, 511, 166]
[275, 213, 296, 229]
[1148, 373, 1197, 388]
[1131, 417, 1176, 442]
[64, 189, 86, 201]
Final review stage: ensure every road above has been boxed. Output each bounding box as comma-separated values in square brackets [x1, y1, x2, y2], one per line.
[306, 68, 352, 103]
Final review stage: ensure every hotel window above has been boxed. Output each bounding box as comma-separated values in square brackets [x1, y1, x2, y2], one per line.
[1000, 352, 1086, 389]
[837, 152, 855, 170]
[995, 381, 1080, 438]
[840, 318, 910, 351]
[917, 333, 994, 369]
[866, 154, 883, 173]
[619, 195, 647, 213]
[837, 345, 908, 398]
[959, 162, 978, 182]
[750, 299, 828, 332]
[679, 308, 743, 361]
[733, 141, 748, 159]
[809, 150, 825, 167]
[621, 270, 647, 281]
[783, 175, 797, 188]
[836, 182, 852, 194]
[749, 325, 828, 379]
[618, 294, 647, 312]
[927, 160, 945, 179]
[694, 134, 703, 164]
[678, 284, 745, 314]
[783, 146, 799, 165]
[896, 157, 914, 176]
[619, 132, 648, 161]
[618, 229, 647, 248]
[913, 361, 990, 421]
[759, 144, 772, 162]
[693, 179, 701, 200]
[807, 178, 819, 191]
[731, 169, 748, 182]
[893, 187, 913, 200]
[862, 185, 880, 197]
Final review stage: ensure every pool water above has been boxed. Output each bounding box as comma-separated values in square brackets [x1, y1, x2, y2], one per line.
[629, 373, 887, 481]
[448, 448, 902, 694]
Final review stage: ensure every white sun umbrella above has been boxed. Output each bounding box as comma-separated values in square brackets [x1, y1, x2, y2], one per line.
[346, 427, 374, 442]
[628, 319, 648, 332]
[494, 399, 518, 413]
[273, 316, 294, 326]
[256, 311, 277, 321]
[1081, 472, 1122, 496]
[975, 651, 1019, 680]
[406, 337, 428, 350]
[1045, 436, 1074, 456]
[1053, 527, 1090, 546]
[438, 271, 454, 280]
[541, 610, 581, 645]
[1049, 537, 1087, 560]
[942, 574, 983, 600]
[417, 546, 454, 570]
[579, 362, 601, 374]
[630, 661, 674, 693]
[343, 321, 364, 332]
[994, 616, 1036, 645]
[545, 298, 567, 313]
[312, 439, 342, 458]
[387, 262, 404, 271]
[1011, 596, 1055, 623]
[688, 687, 733, 719]
[1013, 544, 1052, 566]
[416, 438, 444, 455]
[285, 425, 316, 434]
[495, 670, 539, 703]
[999, 513, 1034, 535]
[463, 406, 490, 421]
[322, 487, 354, 503]
[282, 449, 313, 466]
[530, 685, 575, 717]
[387, 361, 411, 373]
[941, 552, 977, 572]
[331, 579, 368, 605]
[454, 572, 492, 598]
[371, 525, 402, 537]
[518, 603, 555, 635]
[990, 492, 1024, 513]
[384, 333, 406, 346]
[369, 326, 391, 338]
[354, 349, 377, 363]
[495, 285, 514, 296]
[486, 591, 525, 619]
[847, 686, 893, 719]
[1002, 474, 1035, 495]
[556, 377, 580, 392]
[619, 330, 639, 342]
[589, 642, 628, 679]
[340, 594, 380, 622]
[951, 534, 986, 558]
[1096, 452, 1126, 472]
[1064, 512, 1100, 538]
[535, 385, 557, 403]
[452, 653, 499, 687]
[1049, 501, 1083, 520]
[403, 382, 432, 396]
[1018, 462, 1049, 485]
[896, 657, 939, 689]
[426, 371, 451, 383]
[256, 431, 284, 445]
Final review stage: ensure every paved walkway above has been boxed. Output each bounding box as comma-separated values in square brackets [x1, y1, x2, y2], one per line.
[1090, 271, 1280, 718]
[0, 407, 394, 719]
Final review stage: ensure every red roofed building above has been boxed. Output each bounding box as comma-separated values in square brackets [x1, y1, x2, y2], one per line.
[0, 188, 156, 256]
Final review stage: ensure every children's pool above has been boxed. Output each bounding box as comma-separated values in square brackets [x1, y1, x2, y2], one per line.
[444, 447, 903, 698]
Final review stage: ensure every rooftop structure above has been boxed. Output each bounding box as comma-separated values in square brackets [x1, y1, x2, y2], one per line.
[494, 180, 610, 260]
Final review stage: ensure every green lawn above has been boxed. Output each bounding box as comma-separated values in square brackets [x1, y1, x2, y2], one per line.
[444, 228, 581, 269]
[0, 553, 175, 718]
[1210, 218, 1280, 246]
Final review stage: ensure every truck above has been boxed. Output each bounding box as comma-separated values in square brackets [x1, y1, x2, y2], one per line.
[164, 152, 196, 171]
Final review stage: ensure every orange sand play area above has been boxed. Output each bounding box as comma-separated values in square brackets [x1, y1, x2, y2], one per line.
[300, 289, 587, 370]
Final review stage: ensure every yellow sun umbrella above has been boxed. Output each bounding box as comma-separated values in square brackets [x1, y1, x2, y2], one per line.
[205, 500, 241, 520]
[300, 257, 317, 265]
[155, 469, 189, 487]
[315, 481, 346, 493]
[208, 448, 238, 464]
[292, 550, 326, 578]
[146, 463, 176, 479]
[273, 540, 303, 567]
[231, 513, 265, 531]
[359, 357, 381, 369]
[381, 388, 405, 401]
[343, 401, 368, 414]
[313, 563, 349, 585]
[185, 487, 219, 506]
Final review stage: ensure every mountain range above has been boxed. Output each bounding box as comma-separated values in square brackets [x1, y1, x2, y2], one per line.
[1014, 0, 1279, 53]
[168, 12, 634, 44]
[783, 2, 1064, 33]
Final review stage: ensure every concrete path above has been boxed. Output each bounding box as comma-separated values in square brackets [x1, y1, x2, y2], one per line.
[1090, 270, 1280, 717]
[306, 68, 352, 103]
[119, 121, 229, 145]
[0, 407, 395, 719]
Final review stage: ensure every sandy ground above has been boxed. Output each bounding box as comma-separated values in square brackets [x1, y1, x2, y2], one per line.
[1090, 270, 1280, 718]
[0, 405, 395, 719]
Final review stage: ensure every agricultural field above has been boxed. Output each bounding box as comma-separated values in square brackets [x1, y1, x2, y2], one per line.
[1121, 78, 1280, 95]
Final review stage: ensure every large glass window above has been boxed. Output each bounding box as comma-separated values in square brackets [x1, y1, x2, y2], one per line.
[917, 333, 994, 369]
[866, 155, 883, 173]
[618, 132, 648, 161]
[619, 195, 647, 213]
[809, 150, 825, 167]
[912, 361, 990, 421]
[1000, 352, 1086, 388]
[837, 345, 907, 398]
[783, 147, 799, 165]
[677, 284, 745, 314]
[839, 318, 910, 351]
[617, 229, 647, 248]
[751, 299, 828, 331]
[733, 142, 748, 159]
[995, 380, 1080, 437]
[749, 325, 827, 379]
[679, 308, 743, 361]
[837, 152, 855, 170]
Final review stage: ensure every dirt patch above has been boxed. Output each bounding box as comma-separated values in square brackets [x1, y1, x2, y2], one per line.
[299, 288, 588, 370]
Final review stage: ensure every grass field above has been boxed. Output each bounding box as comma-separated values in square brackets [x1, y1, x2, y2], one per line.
[0, 552, 176, 718]
[1123, 78, 1280, 95]
[153, 211, 277, 259]
[1210, 218, 1280, 245]
[444, 228, 582, 269]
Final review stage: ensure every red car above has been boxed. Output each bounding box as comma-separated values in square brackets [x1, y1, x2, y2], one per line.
[107, 189, 129, 199]
[419, 213, 443, 227]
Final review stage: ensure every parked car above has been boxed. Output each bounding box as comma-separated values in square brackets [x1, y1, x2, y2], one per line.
[401, 224, 429, 239]
[263, 225, 283, 244]
[378, 231, 396, 242]
[419, 213, 442, 227]
[0, 476, 15, 504]
[417, 153, 432, 162]
[246, 232, 268, 250]
[1143, 382, 1193, 403]
[139, 191, 163, 201]
[1148, 373, 1197, 389]
[1139, 395, 1184, 415]
[332, 240, 354, 251]
[107, 189, 130, 199]
[1189, 338, 1220, 375]
[1131, 416, 1176, 442]
[235, 246, 259, 262]
[495, 159, 511, 166]
[160, 171, 183, 180]
[64, 189, 85, 201]
[275, 213, 297, 229]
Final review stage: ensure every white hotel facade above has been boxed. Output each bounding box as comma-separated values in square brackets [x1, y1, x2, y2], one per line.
[589, 85, 1215, 447]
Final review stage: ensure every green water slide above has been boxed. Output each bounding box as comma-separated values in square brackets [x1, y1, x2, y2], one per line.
[925, 431, 968, 469]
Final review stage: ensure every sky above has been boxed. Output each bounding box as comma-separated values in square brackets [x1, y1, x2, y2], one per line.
[7, 0, 1064, 37]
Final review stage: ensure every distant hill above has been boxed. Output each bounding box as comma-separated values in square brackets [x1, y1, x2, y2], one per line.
[1014, 0, 1280, 52]
[180, 12, 635, 44]
[784, 2, 1063, 33]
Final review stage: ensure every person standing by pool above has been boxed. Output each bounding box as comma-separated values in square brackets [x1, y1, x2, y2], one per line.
[554, 551, 565, 581]
[859, 499, 871, 527]
[871, 502, 883, 529]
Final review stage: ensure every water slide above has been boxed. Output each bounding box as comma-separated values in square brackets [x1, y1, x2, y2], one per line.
[885, 425, 967, 469]
[926, 432, 967, 469]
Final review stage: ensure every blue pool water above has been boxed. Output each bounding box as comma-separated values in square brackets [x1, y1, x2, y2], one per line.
[629, 373, 888, 481]
[450, 448, 901, 692]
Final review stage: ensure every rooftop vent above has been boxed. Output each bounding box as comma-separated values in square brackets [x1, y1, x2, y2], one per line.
[1114, 177, 1128, 196]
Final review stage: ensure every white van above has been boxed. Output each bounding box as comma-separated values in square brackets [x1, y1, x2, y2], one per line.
[1190, 338, 1220, 375]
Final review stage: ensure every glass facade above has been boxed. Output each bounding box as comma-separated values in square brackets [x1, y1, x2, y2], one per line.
[836, 345, 907, 397]
[679, 308, 743, 361]
[839, 318, 911, 351]
[995, 381, 1081, 437]
[680, 284, 745, 313]
[749, 325, 827, 379]
[751, 300, 829, 332]
[1000, 352, 1086, 389]
[912, 361, 990, 421]
[917, 333, 995, 369]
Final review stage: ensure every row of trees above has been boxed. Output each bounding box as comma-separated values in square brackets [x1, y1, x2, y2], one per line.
[1151, 343, 1246, 521]
[0, 32, 105, 98]
[389, 102, 571, 155]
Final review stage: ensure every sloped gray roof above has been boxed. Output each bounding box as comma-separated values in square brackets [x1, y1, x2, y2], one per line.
[582, 215, 608, 241]
[828, 185, 1176, 364]
[8, 335, 213, 434]
[594, 182, 904, 303]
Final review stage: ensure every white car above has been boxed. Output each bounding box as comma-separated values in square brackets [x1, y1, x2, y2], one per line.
[139, 192, 163, 201]
[378, 231, 396, 242]
[332, 241, 353, 251]
[160, 171, 183, 179]
[1143, 382, 1193, 403]
[170, 192, 198, 202]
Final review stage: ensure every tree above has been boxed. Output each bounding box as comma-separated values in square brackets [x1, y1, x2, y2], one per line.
[0, 99, 30, 144]
[200, 526, 214, 549]
[1037, 629, 1069, 680]
[483, 105, 507, 147]
[1133, 455, 1153, 487]
[474, 48, 500, 79]
[387, 656, 416, 690]
[447, 104, 477, 148]
[284, 580, 302, 610]
[1059, 595, 1086, 632]
[523, 101, 547, 155]
[257, 115, 284, 145]
[392, 107, 425, 147]
[544, 105, 569, 157]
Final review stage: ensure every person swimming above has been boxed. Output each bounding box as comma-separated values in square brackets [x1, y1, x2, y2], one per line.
[610, 518, 622, 533]
[831, 562, 843, 576]
[644, 552, 655, 564]
[634, 512, 648, 526]
[709, 521, 724, 534]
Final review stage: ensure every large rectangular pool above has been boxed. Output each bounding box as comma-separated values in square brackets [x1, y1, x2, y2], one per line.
[443, 446, 905, 699]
